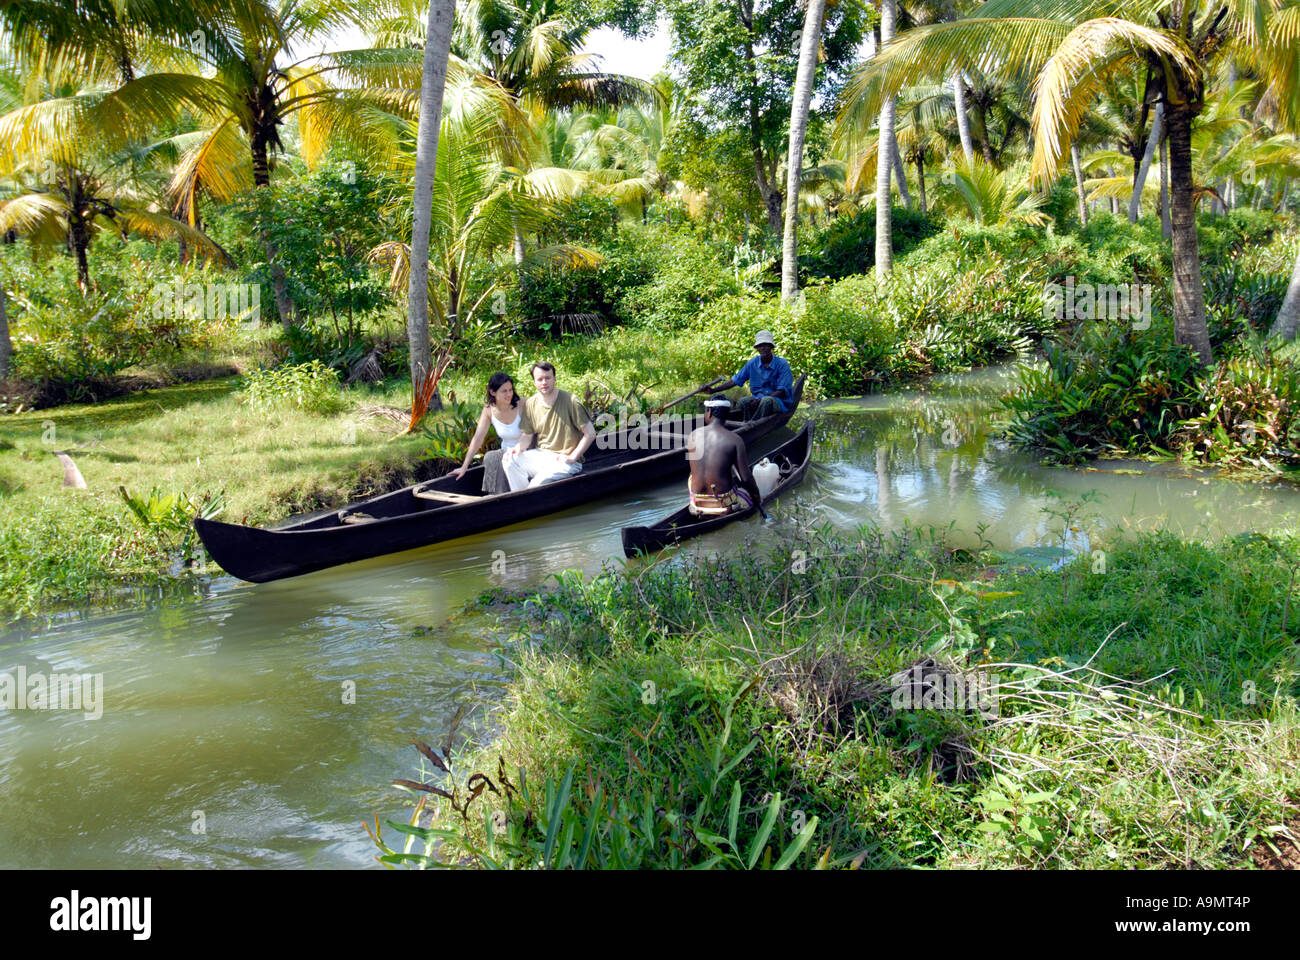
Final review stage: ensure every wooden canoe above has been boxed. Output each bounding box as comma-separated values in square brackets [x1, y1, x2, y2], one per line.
[195, 375, 805, 582]
[620, 422, 814, 557]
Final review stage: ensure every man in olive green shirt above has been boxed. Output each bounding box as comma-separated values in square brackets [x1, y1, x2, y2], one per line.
[503, 361, 597, 489]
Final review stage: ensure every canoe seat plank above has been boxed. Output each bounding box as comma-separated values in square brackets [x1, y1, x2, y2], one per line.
[413, 489, 481, 504]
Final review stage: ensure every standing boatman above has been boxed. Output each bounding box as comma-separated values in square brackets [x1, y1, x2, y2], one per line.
[726, 330, 794, 421]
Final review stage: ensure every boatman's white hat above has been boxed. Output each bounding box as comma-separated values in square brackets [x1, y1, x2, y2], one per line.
[753, 330, 775, 348]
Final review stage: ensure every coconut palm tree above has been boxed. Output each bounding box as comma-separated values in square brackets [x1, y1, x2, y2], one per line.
[0, 0, 220, 84]
[0, 157, 228, 290]
[448, 0, 655, 262]
[0, 71, 228, 290]
[875, 0, 900, 280]
[370, 71, 600, 365]
[782, 0, 828, 302]
[835, 0, 1300, 366]
[453, 0, 651, 112]
[406, 0, 455, 393]
[57, 1, 432, 323]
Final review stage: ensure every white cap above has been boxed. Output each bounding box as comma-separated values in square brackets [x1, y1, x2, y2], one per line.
[753, 330, 775, 348]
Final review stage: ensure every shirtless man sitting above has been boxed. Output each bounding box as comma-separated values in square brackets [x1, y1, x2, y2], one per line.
[685, 395, 763, 516]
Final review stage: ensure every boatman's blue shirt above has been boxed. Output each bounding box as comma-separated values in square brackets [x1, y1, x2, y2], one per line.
[733, 355, 794, 412]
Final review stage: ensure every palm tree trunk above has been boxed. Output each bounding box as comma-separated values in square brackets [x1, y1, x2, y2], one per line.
[970, 100, 995, 164]
[1129, 103, 1162, 223]
[916, 153, 927, 213]
[0, 284, 12, 380]
[407, 0, 455, 388]
[1166, 102, 1213, 366]
[1268, 240, 1300, 340]
[1071, 144, 1088, 225]
[781, 0, 826, 303]
[1159, 132, 1171, 239]
[952, 73, 975, 165]
[251, 137, 297, 325]
[875, 0, 898, 281]
[891, 132, 912, 209]
[69, 218, 91, 292]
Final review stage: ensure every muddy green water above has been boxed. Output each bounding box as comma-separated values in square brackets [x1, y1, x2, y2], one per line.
[2, 364, 1295, 868]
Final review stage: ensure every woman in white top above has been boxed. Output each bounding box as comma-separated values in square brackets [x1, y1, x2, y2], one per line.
[452, 373, 534, 490]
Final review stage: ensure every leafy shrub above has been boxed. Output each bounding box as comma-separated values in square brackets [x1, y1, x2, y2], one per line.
[209, 153, 395, 328]
[546, 193, 622, 246]
[1001, 319, 1210, 463]
[1197, 208, 1282, 264]
[3, 237, 236, 400]
[239, 359, 346, 414]
[512, 235, 650, 331]
[1043, 177, 1084, 229]
[515, 222, 741, 333]
[613, 225, 743, 330]
[888, 257, 1043, 361]
[1058, 215, 1170, 285]
[1203, 231, 1297, 347]
[693, 260, 1042, 399]
[778, 278, 898, 395]
[1176, 341, 1300, 466]
[799, 205, 941, 280]
[119, 485, 225, 563]
[418, 400, 481, 463]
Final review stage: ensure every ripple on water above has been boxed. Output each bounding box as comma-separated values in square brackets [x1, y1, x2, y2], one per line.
[5, 364, 1300, 867]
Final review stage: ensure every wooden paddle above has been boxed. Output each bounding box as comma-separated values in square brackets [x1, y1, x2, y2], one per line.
[652, 376, 731, 414]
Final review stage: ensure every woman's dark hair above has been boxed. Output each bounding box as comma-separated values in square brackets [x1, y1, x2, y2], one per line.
[486, 372, 519, 407]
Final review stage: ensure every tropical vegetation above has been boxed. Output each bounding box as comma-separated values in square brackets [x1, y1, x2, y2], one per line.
[1, 0, 1299, 871]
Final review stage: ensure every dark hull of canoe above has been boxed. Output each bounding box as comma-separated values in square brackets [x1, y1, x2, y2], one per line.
[620, 422, 813, 556]
[195, 376, 804, 583]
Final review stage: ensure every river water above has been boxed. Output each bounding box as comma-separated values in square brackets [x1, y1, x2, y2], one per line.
[2, 364, 1295, 868]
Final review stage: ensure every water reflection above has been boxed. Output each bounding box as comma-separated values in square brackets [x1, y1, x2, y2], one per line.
[2, 364, 1297, 868]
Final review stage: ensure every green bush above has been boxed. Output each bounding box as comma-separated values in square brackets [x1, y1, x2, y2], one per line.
[1176, 342, 1300, 466]
[1001, 319, 1212, 463]
[692, 257, 1042, 399]
[239, 359, 346, 414]
[208, 153, 395, 328]
[3, 237, 236, 398]
[615, 225, 743, 330]
[1197, 208, 1283, 264]
[545, 193, 623, 246]
[778, 278, 898, 395]
[515, 222, 742, 333]
[799, 205, 942, 280]
[887, 257, 1043, 362]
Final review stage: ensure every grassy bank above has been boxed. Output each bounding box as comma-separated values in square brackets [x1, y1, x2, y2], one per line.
[0, 376, 436, 622]
[0, 337, 721, 623]
[380, 526, 1300, 869]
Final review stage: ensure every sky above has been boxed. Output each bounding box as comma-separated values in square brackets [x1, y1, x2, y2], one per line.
[304, 19, 672, 80]
[581, 23, 672, 81]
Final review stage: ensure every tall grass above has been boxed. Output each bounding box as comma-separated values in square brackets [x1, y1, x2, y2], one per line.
[385, 524, 1300, 869]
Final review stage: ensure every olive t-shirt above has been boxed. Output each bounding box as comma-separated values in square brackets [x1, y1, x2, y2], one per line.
[525, 390, 593, 461]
